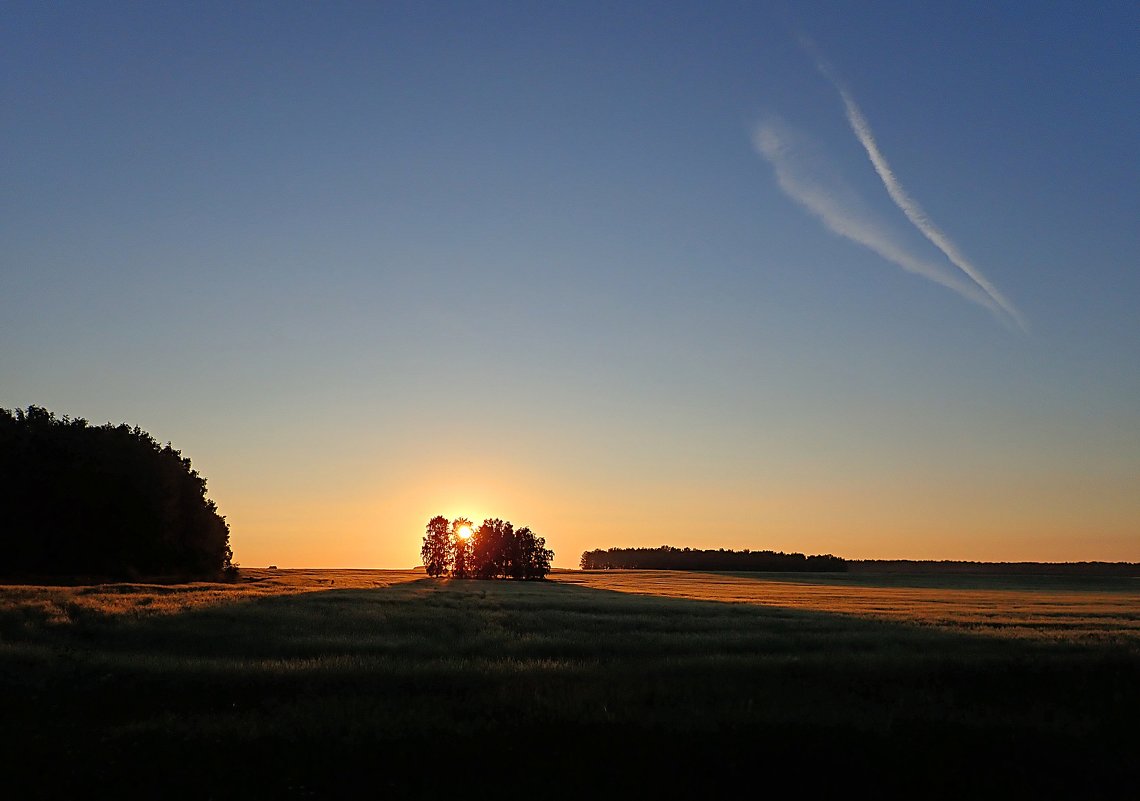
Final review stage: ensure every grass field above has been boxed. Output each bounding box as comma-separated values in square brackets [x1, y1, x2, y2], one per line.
[2, 568, 1137, 799]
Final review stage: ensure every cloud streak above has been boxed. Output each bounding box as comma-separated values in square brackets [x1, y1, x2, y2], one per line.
[804, 42, 1026, 331]
[753, 119, 1005, 317]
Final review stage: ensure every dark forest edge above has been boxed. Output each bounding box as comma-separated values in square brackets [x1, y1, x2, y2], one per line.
[579, 546, 845, 572]
[580, 546, 1140, 577]
[0, 405, 233, 581]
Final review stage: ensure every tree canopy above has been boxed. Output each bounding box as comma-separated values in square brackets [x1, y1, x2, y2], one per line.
[0, 405, 233, 579]
[420, 515, 453, 577]
[421, 516, 553, 580]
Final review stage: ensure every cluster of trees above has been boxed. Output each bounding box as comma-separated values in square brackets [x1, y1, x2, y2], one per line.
[0, 405, 233, 579]
[421, 516, 553, 580]
[579, 545, 846, 572]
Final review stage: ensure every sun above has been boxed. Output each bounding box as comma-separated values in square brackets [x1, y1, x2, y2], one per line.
[457, 525, 473, 540]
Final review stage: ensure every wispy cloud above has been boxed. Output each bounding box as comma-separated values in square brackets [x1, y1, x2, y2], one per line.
[799, 39, 1026, 332]
[753, 119, 1005, 317]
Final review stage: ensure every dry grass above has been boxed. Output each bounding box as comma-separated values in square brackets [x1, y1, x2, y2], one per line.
[552, 569, 1140, 643]
[0, 568, 421, 626]
[3, 567, 1135, 645]
[2, 568, 1137, 798]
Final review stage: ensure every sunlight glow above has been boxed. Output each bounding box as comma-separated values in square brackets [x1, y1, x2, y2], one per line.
[457, 525, 473, 540]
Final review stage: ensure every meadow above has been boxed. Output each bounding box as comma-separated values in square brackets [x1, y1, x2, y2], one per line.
[2, 568, 1137, 799]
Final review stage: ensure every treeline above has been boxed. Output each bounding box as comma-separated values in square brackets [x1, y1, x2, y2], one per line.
[422, 516, 553, 580]
[0, 405, 232, 580]
[848, 560, 1140, 577]
[579, 546, 846, 572]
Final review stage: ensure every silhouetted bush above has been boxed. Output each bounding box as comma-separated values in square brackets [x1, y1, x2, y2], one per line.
[0, 405, 232, 580]
[579, 545, 846, 572]
[421, 515, 552, 580]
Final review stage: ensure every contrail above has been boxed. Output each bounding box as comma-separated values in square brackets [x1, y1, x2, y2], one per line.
[805, 40, 1027, 331]
[753, 120, 1006, 318]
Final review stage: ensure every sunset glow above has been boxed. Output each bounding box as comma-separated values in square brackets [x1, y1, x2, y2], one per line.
[5, 7, 1137, 798]
[2, 5, 1137, 569]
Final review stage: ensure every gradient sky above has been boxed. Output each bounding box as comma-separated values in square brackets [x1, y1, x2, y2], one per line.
[4, 1, 1138, 567]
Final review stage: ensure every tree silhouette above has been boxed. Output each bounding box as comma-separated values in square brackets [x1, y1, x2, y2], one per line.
[516, 526, 553, 579]
[0, 405, 232, 579]
[421, 515, 553, 580]
[578, 545, 845, 572]
[421, 515, 453, 577]
[472, 518, 511, 579]
[451, 517, 474, 579]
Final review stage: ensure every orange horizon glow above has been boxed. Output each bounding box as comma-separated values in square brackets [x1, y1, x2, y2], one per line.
[198, 423, 1140, 571]
[216, 482, 1140, 571]
[7, 5, 1138, 585]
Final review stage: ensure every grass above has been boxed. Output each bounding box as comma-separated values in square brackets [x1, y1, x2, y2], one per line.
[2, 569, 1137, 799]
[561, 569, 1140, 643]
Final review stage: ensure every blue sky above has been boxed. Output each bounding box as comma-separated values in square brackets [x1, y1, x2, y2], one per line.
[3, 1, 1137, 566]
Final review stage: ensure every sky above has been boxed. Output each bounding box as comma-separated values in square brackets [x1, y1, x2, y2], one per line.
[3, 1, 1138, 567]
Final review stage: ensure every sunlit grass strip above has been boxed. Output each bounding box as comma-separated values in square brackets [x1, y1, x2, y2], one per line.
[0, 568, 422, 625]
[2, 568, 1137, 645]
[553, 570, 1140, 642]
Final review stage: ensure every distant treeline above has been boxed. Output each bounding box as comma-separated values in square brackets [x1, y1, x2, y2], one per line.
[848, 560, 1140, 577]
[579, 546, 846, 572]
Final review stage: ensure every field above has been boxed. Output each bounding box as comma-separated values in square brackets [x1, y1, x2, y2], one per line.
[2, 568, 1137, 799]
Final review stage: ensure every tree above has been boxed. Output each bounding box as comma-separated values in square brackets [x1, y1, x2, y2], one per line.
[451, 517, 474, 579]
[421, 515, 453, 577]
[0, 405, 232, 579]
[516, 527, 553, 579]
[420, 514, 554, 580]
[472, 518, 513, 579]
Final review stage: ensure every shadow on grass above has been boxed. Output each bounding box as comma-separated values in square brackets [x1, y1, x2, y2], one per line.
[2, 578, 1137, 799]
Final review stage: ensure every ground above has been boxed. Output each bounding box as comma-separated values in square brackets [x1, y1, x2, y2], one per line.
[1, 569, 1137, 798]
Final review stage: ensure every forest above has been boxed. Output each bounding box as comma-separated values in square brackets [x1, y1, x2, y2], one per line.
[579, 545, 846, 572]
[0, 405, 232, 579]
